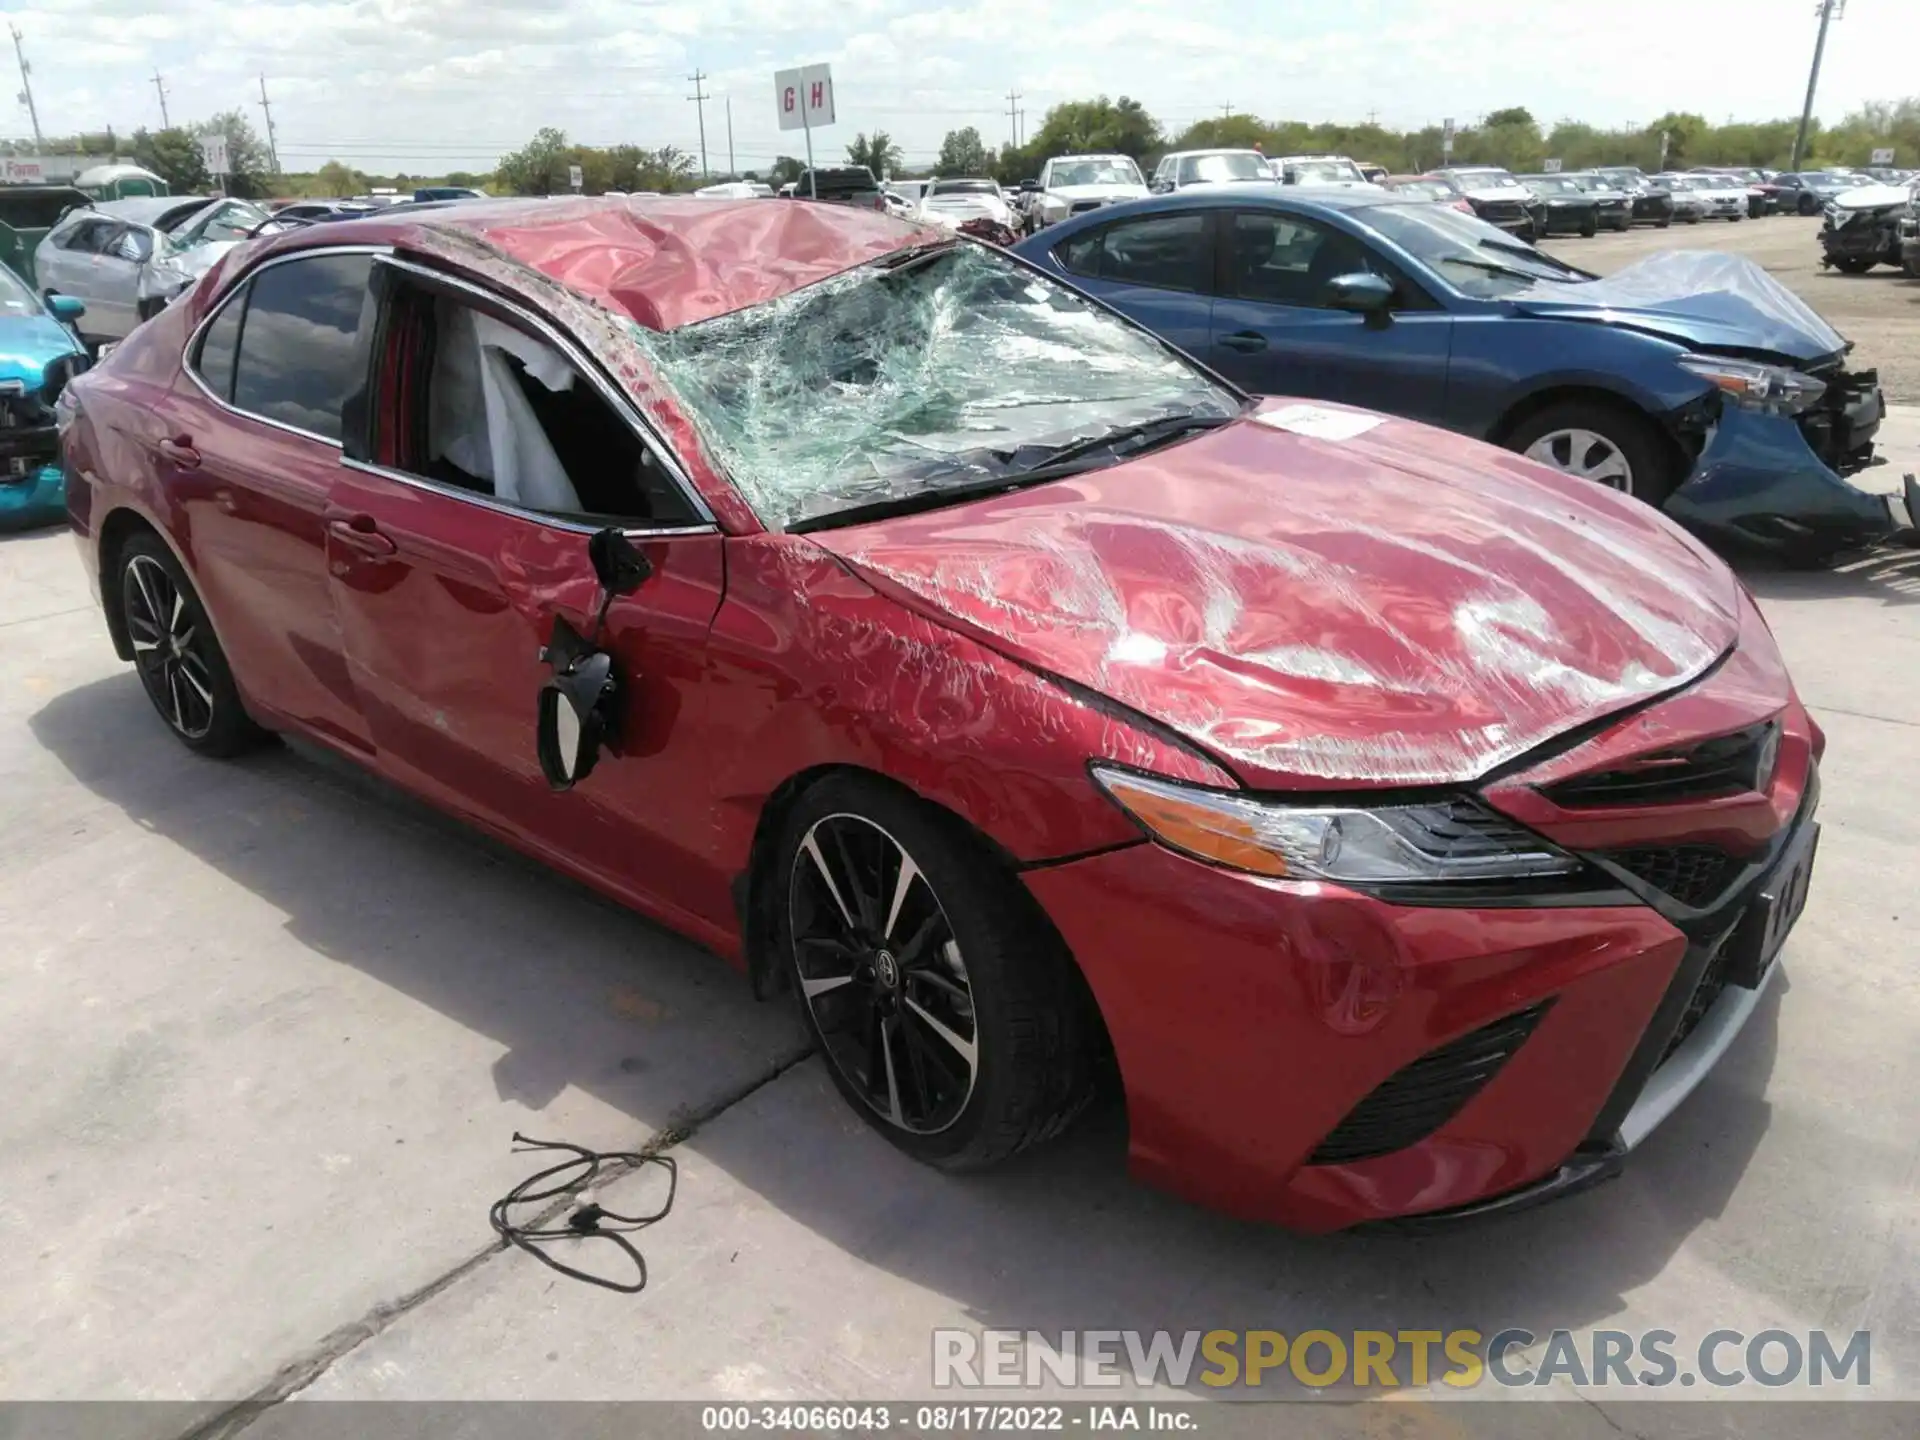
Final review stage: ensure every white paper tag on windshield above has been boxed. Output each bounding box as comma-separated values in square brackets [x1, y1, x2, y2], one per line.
[1254, 404, 1385, 441]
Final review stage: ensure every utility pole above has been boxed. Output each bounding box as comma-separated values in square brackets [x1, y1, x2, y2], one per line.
[726, 95, 735, 177]
[9, 25, 43, 153]
[1017, 108, 1026, 148]
[687, 70, 710, 178]
[152, 70, 170, 128]
[1790, 0, 1843, 172]
[1218, 104, 1234, 118]
[1006, 89, 1021, 148]
[257, 74, 281, 173]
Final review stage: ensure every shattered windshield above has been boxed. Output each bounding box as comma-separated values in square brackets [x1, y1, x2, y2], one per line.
[1288, 160, 1366, 185]
[641, 241, 1240, 530]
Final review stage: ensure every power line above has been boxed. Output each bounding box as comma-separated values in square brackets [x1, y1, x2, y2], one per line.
[257, 74, 281, 173]
[152, 70, 170, 128]
[686, 69, 709, 178]
[8, 24, 42, 154]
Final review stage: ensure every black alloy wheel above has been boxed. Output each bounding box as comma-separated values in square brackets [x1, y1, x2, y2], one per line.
[777, 774, 1098, 1168]
[117, 533, 264, 757]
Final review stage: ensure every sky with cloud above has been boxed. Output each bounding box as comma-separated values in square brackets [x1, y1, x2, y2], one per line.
[3, 0, 1913, 175]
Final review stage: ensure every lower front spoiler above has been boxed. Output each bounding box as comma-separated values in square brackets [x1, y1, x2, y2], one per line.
[0, 462, 66, 531]
[1366, 956, 1784, 1232]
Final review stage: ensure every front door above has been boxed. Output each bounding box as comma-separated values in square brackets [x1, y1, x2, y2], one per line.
[324, 265, 735, 936]
[1206, 209, 1454, 425]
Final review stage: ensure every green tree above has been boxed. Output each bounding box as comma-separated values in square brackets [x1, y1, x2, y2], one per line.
[196, 110, 276, 197]
[1645, 111, 1709, 167]
[845, 131, 903, 177]
[314, 160, 363, 196]
[1483, 107, 1536, 129]
[129, 127, 210, 194]
[769, 155, 807, 186]
[1027, 95, 1161, 164]
[1168, 114, 1269, 152]
[496, 127, 571, 194]
[936, 126, 992, 175]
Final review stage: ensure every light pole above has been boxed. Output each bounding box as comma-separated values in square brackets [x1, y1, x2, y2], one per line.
[1790, 0, 1844, 173]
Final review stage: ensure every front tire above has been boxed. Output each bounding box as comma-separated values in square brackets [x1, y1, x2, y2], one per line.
[776, 774, 1099, 1169]
[1505, 399, 1680, 508]
[1831, 256, 1874, 275]
[117, 533, 265, 757]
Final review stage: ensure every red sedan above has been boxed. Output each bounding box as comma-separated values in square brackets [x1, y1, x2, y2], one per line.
[58, 198, 1819, 1230]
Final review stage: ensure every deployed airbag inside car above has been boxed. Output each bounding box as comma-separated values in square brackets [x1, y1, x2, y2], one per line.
[430, 302, 582, 512]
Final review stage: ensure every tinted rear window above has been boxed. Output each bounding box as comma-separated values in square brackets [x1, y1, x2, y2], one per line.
[230, 253, 373, 442]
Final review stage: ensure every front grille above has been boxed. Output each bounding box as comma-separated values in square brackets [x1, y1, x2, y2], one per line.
[1069, 199, 1105, 214]
[1310, 1002, 1551, 1165]
[1795, 362, 1882, 475]
[1476, 200, 1524, 220]
[1663, 943, 1732, 1062]
[1604, 844, 1739, 908]
[1543, 721, 1777, 808]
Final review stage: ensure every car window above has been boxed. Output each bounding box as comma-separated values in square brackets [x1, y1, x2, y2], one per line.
[1227, 211, 1380, 307]
[194, 202, 270, 243]
[1058, 212, 1208, 292]
[379, 280, 701, 525]
[110, 227, 154, 264]
[59, 218, 111, 253]
[229, 253, 374, 442]
[192, 288, 247, 401]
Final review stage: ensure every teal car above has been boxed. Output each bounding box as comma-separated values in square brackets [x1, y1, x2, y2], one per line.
[0, 263, 88, 531]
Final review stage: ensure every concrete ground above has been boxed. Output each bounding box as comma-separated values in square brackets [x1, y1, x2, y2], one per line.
[4, 236, 1919, 1434]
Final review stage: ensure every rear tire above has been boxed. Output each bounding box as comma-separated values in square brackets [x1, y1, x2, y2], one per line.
[1504, 398, 1681, 509]
[775, 773, 1100, 1170]
[1580, 219, 1597, 238]
[115, 533, 266, 758]
[1832, 256, 1874, 275]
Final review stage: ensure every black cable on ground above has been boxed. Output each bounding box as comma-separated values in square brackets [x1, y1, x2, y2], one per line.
[488, 1132, 677, 1293]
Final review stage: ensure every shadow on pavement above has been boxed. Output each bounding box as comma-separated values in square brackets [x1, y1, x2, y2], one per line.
[30, 671, 1800, 1397]
[1740, 544, 1920, 607]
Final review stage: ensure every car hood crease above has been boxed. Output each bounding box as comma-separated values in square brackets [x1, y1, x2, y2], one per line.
[1507, 250, 1846, 363]
[817, 406, 1739, 790]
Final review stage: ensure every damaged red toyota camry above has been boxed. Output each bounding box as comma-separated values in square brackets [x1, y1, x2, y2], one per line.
[59, 198, 1820, 1230]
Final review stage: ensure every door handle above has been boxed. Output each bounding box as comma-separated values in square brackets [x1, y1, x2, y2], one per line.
[1218, 331, 1268, 353]
[157, 434, 202, 468]
[328, 516, 397, 558]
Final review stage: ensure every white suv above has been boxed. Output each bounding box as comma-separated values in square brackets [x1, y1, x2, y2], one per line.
[1148, 150, 1274, 192]
[1024, 154, 1149, 233]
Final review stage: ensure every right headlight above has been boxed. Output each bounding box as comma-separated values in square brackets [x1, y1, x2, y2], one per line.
[1678, 355, 1828, 415]
[1090, 767, 1579, 886]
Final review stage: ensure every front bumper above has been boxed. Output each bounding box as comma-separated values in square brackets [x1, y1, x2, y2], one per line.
[1819, 212, 1901, 263]
[1633, 193, 1675, 221]
[0, 460, 65, 530]
[1665, 368, 1905, 558]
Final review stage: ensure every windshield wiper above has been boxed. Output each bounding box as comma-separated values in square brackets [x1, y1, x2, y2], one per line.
[1003, 411, 1234, 476]
[876, 238, 960, 272]
[785, 413, 1236, 534]
[787, 470, 1066, 534]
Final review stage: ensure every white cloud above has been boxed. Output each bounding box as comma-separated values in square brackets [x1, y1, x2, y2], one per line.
[2, 0, 1912, 175]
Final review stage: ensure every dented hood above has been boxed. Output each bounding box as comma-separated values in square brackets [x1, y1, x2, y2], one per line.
[819, 404, 1739, 789]
[1508, 250, 1846, 364]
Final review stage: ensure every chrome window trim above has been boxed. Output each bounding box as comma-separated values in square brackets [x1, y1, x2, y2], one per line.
[374, 254, 716, 527]
[182, 242, 392, 451]
[339, 456, 720, 541]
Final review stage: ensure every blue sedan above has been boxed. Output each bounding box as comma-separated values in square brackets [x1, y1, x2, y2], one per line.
[1013, 189, 1912, 562]
[0, 263, 88, 531]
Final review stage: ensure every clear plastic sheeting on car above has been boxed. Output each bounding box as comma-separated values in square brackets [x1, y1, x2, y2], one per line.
[1509, 250, 1846, 362]
[635, 242, 1237, 529]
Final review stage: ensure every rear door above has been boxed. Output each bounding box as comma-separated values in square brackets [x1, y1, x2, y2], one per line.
[155, 247, 379, 753]
[1051, 208, 1215, 356]
[322, 259, 737, 934]
[1205, 208, 1453, 423]
[38, 217, 109, 313]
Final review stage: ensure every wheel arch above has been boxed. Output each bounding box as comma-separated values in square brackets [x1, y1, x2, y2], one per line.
[1487, 383, 1697, 478]
[96, 505, 168, 662]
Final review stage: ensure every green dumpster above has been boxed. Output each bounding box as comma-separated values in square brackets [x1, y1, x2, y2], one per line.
[0, 186, 92, 290]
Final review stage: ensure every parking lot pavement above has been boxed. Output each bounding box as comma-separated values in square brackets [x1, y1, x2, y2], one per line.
[1543, 213, 1920, 404]
[4, 419, 1919, 1433]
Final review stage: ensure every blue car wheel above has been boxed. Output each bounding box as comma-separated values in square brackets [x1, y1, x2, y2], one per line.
[1505, 399, 1680, 507]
